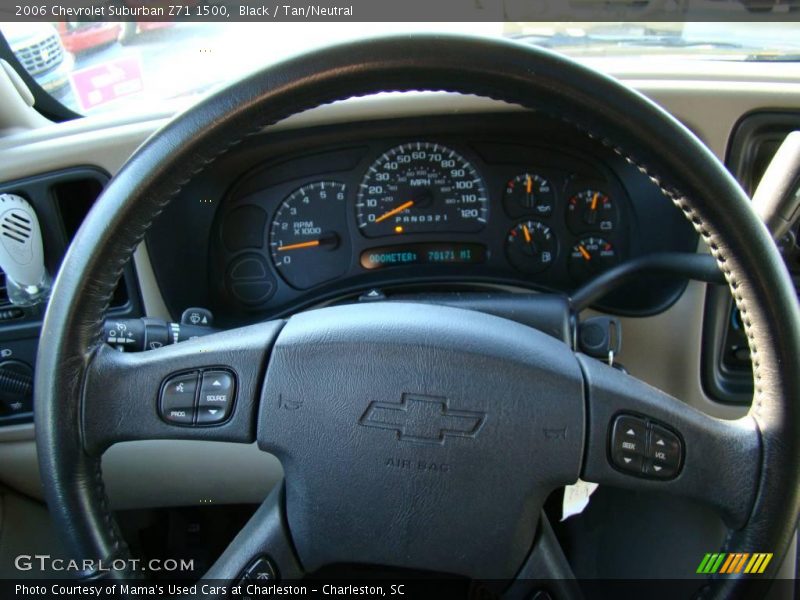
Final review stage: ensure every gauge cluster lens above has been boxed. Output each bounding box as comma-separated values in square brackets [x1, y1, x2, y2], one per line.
[269, 181, 350, 290]
[231, 144, 629, 305]
[569, 237, 618, 281]
[356, 142, 488, 237]
[566, 189, 618, 234]
[505, 220, 557, 274]
[503, 173, 554, 217]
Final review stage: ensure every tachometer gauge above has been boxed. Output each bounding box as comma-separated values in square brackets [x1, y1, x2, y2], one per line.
[505, 220, 557, 274]
[566, 189, 617, 234]
[569, 237, 618, 282]
[269, 181, 350, 290]
[503, 173, 554, 217]
[357, 142, 488, 237]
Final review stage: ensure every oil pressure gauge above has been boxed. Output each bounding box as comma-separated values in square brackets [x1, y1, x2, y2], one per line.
[505, 220, 557, 274]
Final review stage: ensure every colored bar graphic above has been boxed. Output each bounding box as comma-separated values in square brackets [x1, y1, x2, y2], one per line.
[698, 553, 773, 574]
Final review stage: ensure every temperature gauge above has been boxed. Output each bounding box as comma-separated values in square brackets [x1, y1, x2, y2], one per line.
[505, 220, 557, 274]
[569, 237, 618, 282]
[503, 173, 554, 217]
[566, 189, 617, 234]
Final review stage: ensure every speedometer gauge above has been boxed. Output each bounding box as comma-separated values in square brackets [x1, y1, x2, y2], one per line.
[269, 181, 350, 290]
[356, 142, 488, 237]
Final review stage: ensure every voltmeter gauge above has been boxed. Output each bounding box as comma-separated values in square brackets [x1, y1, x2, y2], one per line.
[569, 237, 618, 282]
[503, 173, 554, 217]
[566, 189, 617, 234]
[505, 220, 557, 274]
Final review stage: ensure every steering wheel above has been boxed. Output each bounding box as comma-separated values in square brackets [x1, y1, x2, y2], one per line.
[34, 35, 800, 598]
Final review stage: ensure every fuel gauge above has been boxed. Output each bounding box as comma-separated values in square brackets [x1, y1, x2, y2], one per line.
[506, 220, 557, 274]
[569, 237, 618, 282]
[566, 189, 617, 234]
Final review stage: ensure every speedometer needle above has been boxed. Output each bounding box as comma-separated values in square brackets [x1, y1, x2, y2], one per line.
[374, 200, 414, 223]
[277, 240, 321, 251]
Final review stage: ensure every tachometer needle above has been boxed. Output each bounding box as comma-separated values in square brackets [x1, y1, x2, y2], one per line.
[277, 240, 321, 251]
[578, 245, 592, 261]
[374, 200, 414, 224]
[526, 175, 533, 195]
[590, 192, 599, 211]
[522, 224, 532, 243]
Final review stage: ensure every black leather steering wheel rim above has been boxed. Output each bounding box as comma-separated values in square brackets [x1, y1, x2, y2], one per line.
[34, 34, 800, 596]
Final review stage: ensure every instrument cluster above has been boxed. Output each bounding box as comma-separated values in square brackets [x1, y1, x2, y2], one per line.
[212, 138, 633, 313]
[182, 122, 695, 321]
[140, 113, 698, 322]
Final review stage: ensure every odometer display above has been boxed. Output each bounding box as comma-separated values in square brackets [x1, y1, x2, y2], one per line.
[360, 243, 487, 270]
[357, 142, 488, 237]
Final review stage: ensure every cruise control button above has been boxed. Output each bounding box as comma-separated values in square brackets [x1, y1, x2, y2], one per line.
[160, 372, 199, 425]
[197, 370, 235, 424]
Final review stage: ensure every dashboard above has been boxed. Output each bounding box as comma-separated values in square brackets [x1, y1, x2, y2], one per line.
[0, 54, 798, 584]
[145, 113, 697, 325]
[0, 64, 798, 514]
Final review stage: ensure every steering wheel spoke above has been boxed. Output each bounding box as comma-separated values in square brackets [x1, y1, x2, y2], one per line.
[81, 321, 284, 456]
[505, 512, 583, 600]
[578, 355, 760, 528]
[203, 483, 303, 586]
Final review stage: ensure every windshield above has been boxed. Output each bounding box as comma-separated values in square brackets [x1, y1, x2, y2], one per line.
[1, 21, 798, 117]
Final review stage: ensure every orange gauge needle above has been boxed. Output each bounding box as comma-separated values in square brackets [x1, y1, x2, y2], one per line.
[277, 240, 321, 252]
[578, 245, 592, 261]
[374, 200, 414, 224]
[590, 192, 599, 211]
[526, 175, 533, 195]
[522, 224, 532, 243]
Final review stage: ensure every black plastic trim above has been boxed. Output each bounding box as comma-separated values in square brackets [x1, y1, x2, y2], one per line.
[703, 110, 800, 404]
[145, 112, 698, 325]
[0, 167, 143, 425]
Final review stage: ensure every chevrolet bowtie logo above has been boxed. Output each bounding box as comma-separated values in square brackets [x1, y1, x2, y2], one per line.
[359, 394, 485, 444]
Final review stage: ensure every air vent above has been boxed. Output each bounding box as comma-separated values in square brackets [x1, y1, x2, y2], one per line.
[51, 177, 130, 309]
